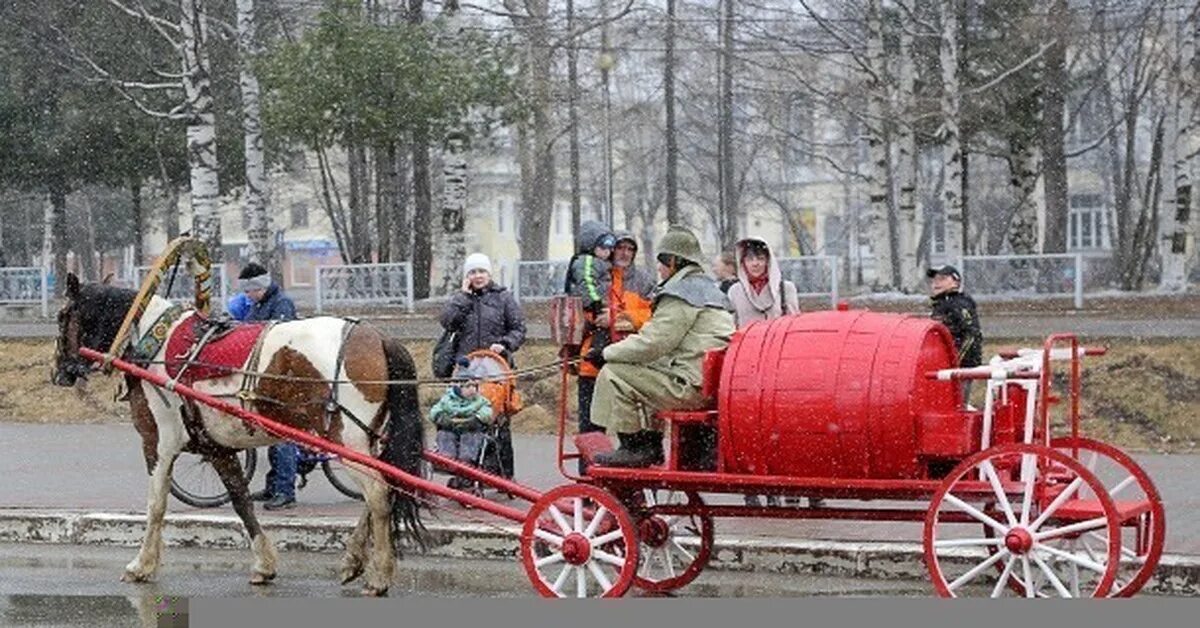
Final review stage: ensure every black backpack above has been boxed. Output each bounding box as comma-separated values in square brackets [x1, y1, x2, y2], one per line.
[431, 329, 459, 378]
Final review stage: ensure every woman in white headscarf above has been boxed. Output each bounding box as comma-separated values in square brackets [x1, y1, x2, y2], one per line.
[726, 237, 799, 327]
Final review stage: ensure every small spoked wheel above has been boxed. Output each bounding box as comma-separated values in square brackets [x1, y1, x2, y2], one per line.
[628, 489, 714, 593]
[521, 484, 638, 598]
[924, 443, 1121, 598]
[169, 449, 258, 508]
[1049, 437, 1165, 597]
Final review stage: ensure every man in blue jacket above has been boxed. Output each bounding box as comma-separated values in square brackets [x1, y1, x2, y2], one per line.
[238, 262, 301, 510]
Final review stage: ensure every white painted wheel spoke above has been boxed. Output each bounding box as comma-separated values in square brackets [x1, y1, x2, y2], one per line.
[534, 528, 564, 546]
[1022, 557, 1035, 598]
[1108, 476, 1136, 500]
[574, 498, 583, 533]
[576, 564, 587, 598]
[594, 548, 627, 567]
[1069, 546, 1082, 598]
[1019, 453, 1037, 526]
[1037, 543, 1108, 574]
[592, 529, 625, 547]
[934, 537, 1005, 548]
[944, 494, 1009, 536]
[551, 565, 572, 595]
[992, 557, 1017, 598]
[643, 489, 656, 507]
[1030, 477, 1084, 531]
[583, 506, 608, 538]
[947, 548, 1010, 592]
[549, 505, 572, 536]
[1035, 517, 1109, 542]
[1032, 553, 1072, 597]
[671, 539, 695, 563]
[587, 560, 613, 592]
[662, 546, 677, 578]
[980, 461, 1018, 526]
[1086, 451, 1098, 472]
[535, 552, 564, 568]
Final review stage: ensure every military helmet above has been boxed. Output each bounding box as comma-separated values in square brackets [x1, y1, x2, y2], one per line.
[656, 226, 705, 267]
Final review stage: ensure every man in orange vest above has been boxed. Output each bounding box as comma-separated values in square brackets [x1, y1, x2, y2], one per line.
[576, 233, 654, 471]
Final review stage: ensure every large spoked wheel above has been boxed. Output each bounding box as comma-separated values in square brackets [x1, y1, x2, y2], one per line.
[169, 449, 258, 508]
[1049, 437, 1165, 597]
[521, 484, 638, 598]
[322, 458, 365, 501]
[924, 443, 1121, 597]
[628, 489, 714, 593]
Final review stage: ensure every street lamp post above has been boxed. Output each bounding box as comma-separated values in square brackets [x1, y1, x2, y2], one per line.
[598, 14, 616, 229]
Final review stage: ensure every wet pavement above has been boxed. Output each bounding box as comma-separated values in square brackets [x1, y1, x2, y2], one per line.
[1, 422, 1198, 555]
[0, 542, 934, 626]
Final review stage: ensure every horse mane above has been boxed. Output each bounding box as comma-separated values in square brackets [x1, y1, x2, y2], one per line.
[76, 283, 139, 351]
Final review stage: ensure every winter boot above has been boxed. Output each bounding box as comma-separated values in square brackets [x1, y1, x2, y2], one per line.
[594, 431, 663, 468]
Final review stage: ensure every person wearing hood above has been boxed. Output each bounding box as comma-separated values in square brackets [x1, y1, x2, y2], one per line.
[726, 237, 799, 327]
[591, 226, 735, 468]
[564, 220, 618, 366]
[440, 253, 526, 479]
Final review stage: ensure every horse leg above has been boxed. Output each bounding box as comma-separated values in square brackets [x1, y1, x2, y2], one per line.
[359, 476, 395, 597]
[339, 508, 370, 585]
[210, 450, 277, 585]
[123, 436, 183, 583]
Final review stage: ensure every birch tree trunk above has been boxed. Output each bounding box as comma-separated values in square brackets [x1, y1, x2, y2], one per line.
[237, 0, 272, 270]
[1161, 5, 1197, 291]
[896, 0, 922, 292]
[439, 134, 469, 294]
[939, 0, 964, 261]
[1007, 139, 1041, 253]
[865, 0, 894, 288]
[181, 0, 222, 262]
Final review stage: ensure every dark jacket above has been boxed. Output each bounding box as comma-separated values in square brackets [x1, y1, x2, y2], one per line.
[245, 284, 298, 322]
[930, 290, 983, 368]
[440, 282, 526, 362]
[564, 220, 613, 313]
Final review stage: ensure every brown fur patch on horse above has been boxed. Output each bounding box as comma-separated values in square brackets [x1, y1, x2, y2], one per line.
[254, 346, 331, 436]
[126, 377, 159, 474]
[343, 325, 388, 404]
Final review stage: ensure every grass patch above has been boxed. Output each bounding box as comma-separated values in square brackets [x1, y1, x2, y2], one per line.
[4, 337, 1195, 453]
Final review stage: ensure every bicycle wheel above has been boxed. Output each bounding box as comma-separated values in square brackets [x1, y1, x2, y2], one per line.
[170, 449, 258, 508]
[322, 458, 365, 501]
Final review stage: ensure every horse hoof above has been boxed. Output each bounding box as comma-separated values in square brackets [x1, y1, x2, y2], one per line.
[121, 571, 151, 584]
[340, 564, 364, 585]
[249, 572, 276, 586]
[361, 586, 389, 597]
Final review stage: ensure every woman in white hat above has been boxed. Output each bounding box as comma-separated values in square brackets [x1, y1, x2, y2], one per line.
[438, 252, 526, 479]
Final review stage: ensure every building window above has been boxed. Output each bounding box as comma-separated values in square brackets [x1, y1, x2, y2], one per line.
[290, 203, 308, 228]
[497, 200, 506, 234]
[241, 209, 251, 231]
[1068, 193, 1108, 251]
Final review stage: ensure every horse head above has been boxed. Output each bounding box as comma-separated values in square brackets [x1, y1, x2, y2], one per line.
[52, 273, 137, 386]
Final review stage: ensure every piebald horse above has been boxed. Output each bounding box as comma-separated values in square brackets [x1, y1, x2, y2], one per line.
[51, 273, 424, 596]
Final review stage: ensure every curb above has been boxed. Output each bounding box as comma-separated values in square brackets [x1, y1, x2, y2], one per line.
[1, 510, 1197, 596]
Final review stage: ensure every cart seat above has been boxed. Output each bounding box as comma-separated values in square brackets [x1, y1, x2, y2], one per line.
[1046, 498, 1154, 524]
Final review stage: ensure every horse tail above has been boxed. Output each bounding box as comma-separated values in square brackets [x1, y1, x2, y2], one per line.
[380, 336, 426, 554]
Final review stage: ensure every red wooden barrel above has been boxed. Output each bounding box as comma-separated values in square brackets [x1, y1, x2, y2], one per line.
[716, 310, 961, 480]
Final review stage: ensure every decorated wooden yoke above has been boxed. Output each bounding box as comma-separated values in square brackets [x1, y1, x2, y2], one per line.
[105, 236, 217, 369]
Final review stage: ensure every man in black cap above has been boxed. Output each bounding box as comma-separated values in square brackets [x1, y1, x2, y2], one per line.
[927, 264, 983, 405]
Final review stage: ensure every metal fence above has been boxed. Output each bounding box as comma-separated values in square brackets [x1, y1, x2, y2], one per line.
[0, 267, 49, 317]
[777, 256, 840, 308]
[514, 260, 570, 302]
[315, 263, 415, 313]
[959, 254, 1086, 308]
[134, 265, 229, 311]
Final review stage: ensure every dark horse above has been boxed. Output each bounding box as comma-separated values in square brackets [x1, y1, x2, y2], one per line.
[51, 274, 424, 595]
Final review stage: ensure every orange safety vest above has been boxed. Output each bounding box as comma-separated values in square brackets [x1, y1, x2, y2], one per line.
[579, 266, 653, 379]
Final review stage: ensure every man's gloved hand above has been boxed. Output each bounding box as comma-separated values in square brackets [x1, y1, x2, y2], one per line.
[584, 346, 606, 369]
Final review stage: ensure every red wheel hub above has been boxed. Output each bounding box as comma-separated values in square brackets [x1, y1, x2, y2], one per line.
[561, 533, 592, 565]
[638, 517, 670, 548]
[1004, 528, 1034, 555]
